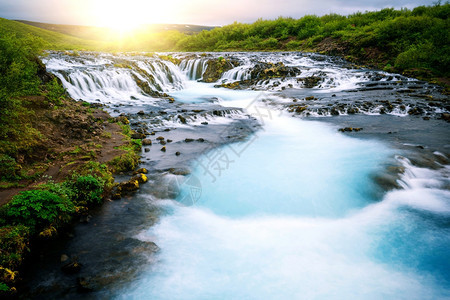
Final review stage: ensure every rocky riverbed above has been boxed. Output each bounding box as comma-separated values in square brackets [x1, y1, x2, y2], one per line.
[20, 51, 450, 299]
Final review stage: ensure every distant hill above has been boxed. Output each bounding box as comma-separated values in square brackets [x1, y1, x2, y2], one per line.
[0, 18, 102, 50]
[16, 20, 216, 41]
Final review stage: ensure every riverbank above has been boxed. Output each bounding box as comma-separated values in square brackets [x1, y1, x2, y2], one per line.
[0, 54, 147, 295]
[14, 50, 449, 299]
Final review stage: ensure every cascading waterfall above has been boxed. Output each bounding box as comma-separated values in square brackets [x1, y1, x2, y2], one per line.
[179, 58, 209, 80]
[220, 65, 252, 82]
[39, 51, 449, 300]
[43, 53, 189, 103]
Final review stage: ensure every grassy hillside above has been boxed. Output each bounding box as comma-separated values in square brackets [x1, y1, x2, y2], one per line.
[17, 20, 216, 40]
[0, 18, 102, 50]
[175, 4, 449, 83]
[1, 18, 189, 52]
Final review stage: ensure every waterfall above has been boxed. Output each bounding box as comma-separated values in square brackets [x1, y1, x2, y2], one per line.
[179, 58, 209, 80]
[221, 65, 252, 82]
[43, 53, 188, 103]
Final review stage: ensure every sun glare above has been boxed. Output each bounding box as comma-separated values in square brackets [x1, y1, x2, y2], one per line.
[90, 0, 181, 34]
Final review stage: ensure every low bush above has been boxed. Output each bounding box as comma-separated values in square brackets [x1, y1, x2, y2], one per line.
[6, 190, 74, 233]
[68, 175, 103, 205]
[44, 77, 65, 105]
[0, 155, 19, 181]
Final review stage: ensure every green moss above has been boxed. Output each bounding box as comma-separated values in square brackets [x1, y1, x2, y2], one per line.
[43, 77, 65, 105]
[108, 151, 139, 173]
[0, 225, 29, 269]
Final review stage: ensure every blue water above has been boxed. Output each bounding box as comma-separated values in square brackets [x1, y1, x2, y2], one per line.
[114, 85, 450, 300]
[192, 115, 389, 218]
[170, 81, 260, 104]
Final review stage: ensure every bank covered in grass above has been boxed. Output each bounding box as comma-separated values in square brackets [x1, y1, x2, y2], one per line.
[0, 33, 145, 295]
[175, 4, 449, 85]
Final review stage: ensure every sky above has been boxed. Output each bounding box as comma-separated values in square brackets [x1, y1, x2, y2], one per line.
[0, 0, 437, 27]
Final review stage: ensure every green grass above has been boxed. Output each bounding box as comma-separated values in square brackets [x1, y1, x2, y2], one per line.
[0, 18, 102, 50]
[1, 4, 449, 82]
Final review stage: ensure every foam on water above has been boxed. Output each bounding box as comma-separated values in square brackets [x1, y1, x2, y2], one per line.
[41, 52, 449, 299]
[170, 80, 261, 104]
[113, 113, 450, 299]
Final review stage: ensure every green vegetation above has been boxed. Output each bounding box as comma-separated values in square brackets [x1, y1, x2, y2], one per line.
[68, 175, 104, 205]
[5, 190, 74, 233]
[1, 4, 448, 82]
[174, 4, 449, 81]
[0, 18, 101, 50]
[0, 225, 29, 293]
[0, 25, 142, 294]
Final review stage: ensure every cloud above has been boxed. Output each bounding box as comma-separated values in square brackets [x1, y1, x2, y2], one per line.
[0, 0, 436, 26]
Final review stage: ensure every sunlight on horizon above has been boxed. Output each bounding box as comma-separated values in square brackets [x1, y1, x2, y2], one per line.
[88, 0, 184, 31]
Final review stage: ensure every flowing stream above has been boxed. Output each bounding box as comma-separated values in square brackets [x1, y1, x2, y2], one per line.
[33, 51, 450, 299]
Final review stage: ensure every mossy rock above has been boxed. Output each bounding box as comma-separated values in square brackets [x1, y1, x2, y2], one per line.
[201, 58, 235, 83]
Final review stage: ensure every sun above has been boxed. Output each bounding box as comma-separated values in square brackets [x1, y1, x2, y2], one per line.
[89, 0, 180, 34]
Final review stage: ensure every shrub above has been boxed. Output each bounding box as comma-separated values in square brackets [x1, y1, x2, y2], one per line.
[0, 225, 29, 270]
[69, 175, 103, 205]
[0, 155, 19, 181]
[259, 37, 279, 49]
[6, 190, 74, 232]
[286, 40, 302, 50]
[44, 77, 65, 105]
[394, 40, 434, 70]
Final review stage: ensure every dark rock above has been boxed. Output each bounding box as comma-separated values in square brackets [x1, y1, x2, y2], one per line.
[160, 140, 166, 145]
[330, 108, 340, 116]
[197, 138, 205, 142]
[164, 128, 171, 132]
[347, 107, 359, 114]
[178, 115, 187, 124]
[119, 180, 139, 192]
[144, 148, 150, 152]
[77, 277, 96, 293]
[156, 136, 165, 141]
[131, 173, 148, 184]
[297, 76, 322, 88]
[202, 58, 236, 83]
[304, 96, 316, 101]
[79, 215, 92, 223]
[185, 138, 194, 142]
[175, 151, 181, 156]
[441, 113, 450, 122]
[133, 168, 148, 174]
[201, 122, 209, 125]
[250, 62, 300, 80]
[167, 139, 173, 143]
[142, 139, 152, 145]
[131, 133, 145, 139]
[161, 146, 166, 152]
[168, 168, 191, 175]
[61, 261, 82, 274]
[137, 110, 145, 115]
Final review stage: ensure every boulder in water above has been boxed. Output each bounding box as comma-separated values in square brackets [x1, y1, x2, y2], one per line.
[142, 139, 152, 146]
[202, 57, 235, 83]
[297, 76, 323, 88]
